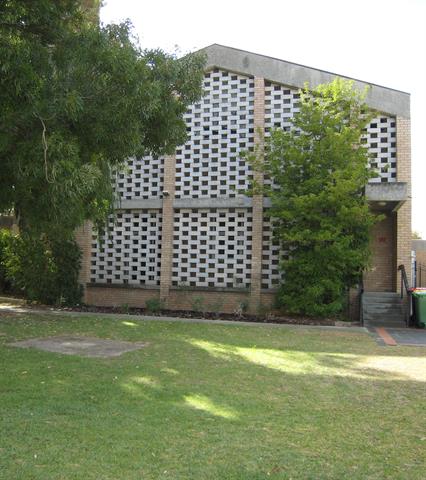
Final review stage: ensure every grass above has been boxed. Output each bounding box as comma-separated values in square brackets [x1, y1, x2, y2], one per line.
[0, 311, 425, 479]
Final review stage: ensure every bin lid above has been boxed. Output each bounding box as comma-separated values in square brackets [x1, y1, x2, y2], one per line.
[411, 288, 426, 296]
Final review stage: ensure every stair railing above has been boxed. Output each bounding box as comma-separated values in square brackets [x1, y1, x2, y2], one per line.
[397, 264, 411, 326]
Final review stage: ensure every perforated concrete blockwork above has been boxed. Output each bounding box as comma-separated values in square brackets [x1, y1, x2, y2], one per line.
[114, 155, 164, 200]
[175, 69, 255, 199]
[264, 81, 397, 185]
[172, 208, 253, 288]
[366, 116, 397, 183]
[81, 44, 410, 318]
[90, 210, 162, 286]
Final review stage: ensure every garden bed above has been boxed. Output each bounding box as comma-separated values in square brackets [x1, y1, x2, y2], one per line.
[55, 304, 358, 326]
[0, 294, 359, 326]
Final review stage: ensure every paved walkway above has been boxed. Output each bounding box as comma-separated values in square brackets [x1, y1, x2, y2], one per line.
[370, 326, 426, 347]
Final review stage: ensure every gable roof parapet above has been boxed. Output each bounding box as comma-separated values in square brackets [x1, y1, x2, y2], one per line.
[200, 44, 410, 118]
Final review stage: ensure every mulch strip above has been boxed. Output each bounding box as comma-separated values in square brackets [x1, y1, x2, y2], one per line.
[53, 305, 357, 327]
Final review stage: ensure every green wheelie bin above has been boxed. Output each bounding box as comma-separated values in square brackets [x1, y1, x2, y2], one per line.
[411, 288, 426, 328]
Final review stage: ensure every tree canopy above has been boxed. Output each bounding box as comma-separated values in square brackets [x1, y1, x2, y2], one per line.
[0, 0, 205, 237]
[256, 79, 378, 317]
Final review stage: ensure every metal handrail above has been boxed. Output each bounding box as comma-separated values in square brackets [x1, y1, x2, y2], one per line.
[397, 264, 411, 326]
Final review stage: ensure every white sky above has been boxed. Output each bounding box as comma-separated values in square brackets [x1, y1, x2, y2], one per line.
[100, 0, 426, 237]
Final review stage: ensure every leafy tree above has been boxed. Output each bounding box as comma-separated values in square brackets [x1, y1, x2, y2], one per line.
[256, 79, 378, 317]
[0, 0, 205, 237]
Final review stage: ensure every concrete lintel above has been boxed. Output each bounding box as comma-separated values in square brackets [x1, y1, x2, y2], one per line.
[263, 198, 272, 208]
[366, 182, 407, 203]
[171, 285, 249, 293]
[201, 44, 410, 118]
[115, 199, 162, 210]
[115, 197, 272, 210]
[173, 196, 252, 209]
[87, 283, 160, 290]
[366, 182, 408, 212]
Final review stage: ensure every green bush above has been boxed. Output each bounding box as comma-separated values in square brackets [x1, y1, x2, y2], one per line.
[145, 297, 164, 314]
[0, 229, 14, 293]
[4, 233, 82, 305]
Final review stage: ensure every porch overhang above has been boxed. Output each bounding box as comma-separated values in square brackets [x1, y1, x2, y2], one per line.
[365, 182, 408, 212]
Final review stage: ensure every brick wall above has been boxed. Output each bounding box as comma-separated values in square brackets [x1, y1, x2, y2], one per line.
[396, 117, 412, 289]
[363, 214, 396, 291]
[416, 251, 426, 265]
[414, 246, 426, 287]
[74, 221, 93, 295]
[86, 284, 276, 315]
[249, 77, 265, 312]
[86, 285, 160, 308]
[159, 155, 176, 305]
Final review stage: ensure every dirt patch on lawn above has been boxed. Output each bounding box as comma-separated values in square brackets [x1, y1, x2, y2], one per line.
[9, 335, 148, 358]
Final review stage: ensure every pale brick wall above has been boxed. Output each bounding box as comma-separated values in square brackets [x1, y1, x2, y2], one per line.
[249, 77, 265, 312]
[74, 221, 93, 297]
[159, 155, 176, 305]
[396, 117, 412, 290]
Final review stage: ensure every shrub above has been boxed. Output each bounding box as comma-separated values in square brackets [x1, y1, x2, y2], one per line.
[145, 297, 164, 314]
[0, 229, 14, 293]
[249, 79, 377, 317]
[4, 233, 82, 305]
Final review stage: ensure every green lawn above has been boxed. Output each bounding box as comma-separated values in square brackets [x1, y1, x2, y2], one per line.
[0, 312, 425, 480]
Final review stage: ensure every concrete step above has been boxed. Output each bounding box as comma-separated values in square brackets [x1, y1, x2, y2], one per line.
[363, 301, 404, 309]
[363, 298, 402, 306]
[362, 291, 406, 328]
[364, 312, 405, 319]
[363, 291, 400, 297]
[363, 308, 405, 318]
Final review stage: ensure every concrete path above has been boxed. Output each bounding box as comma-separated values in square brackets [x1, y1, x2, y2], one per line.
[370, 327, 426, 347]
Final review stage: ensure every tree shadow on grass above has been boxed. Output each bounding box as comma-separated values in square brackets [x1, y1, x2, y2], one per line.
[2, 317, 426, 480]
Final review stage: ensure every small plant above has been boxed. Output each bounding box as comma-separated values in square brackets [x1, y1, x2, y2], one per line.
[121, 303, 130, 314]
[145, 297, 164, 314]
[209, 299, 224, 318]
[191, 296, 205, 314]
[240, 300, 249, 314]
[256, 302, 272, 320]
